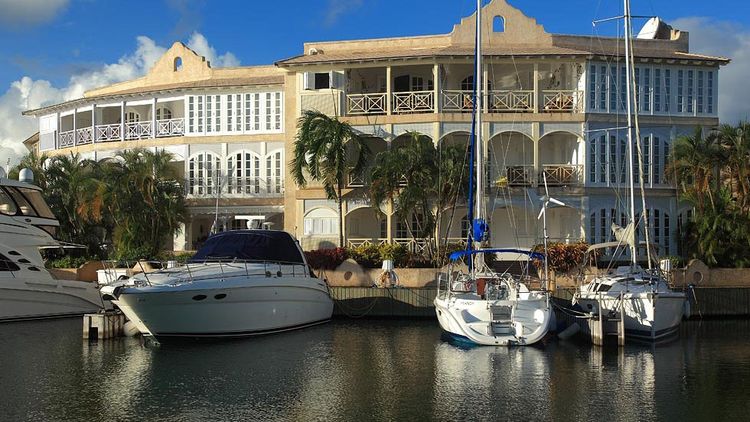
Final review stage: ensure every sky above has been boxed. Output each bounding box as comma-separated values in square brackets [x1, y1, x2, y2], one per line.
[0, 0, 748, 168]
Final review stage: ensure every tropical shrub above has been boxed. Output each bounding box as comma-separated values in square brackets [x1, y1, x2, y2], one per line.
[305, 247, 349, 270]
[45, 255, 90, 269]
[532, 241, 590, 273]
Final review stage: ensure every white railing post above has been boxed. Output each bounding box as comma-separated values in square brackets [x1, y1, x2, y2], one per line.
[72, 108, 77, 146]
[151, 98, 157, 139]
[120, 101, 125, 141]
[91, 104, 96, 143]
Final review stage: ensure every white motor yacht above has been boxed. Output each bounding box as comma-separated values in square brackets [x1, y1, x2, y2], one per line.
[101, 230, 333, 339]
[0, 175, 103, 321]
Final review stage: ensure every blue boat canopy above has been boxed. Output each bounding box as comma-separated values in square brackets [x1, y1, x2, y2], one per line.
[449, 248, 544, 261]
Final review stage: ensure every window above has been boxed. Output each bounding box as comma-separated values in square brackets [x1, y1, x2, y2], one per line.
[303, 208, 338, 235]
[641, 209, 671, 253]
[412, 76, 424, 91]
[677, 70, 684, 113]
[654, 68, 661, 112]
[0, 188, 17, 215]
[687, 70, 694, 113]
[0, 253, 20, 272]
[314, 72, 330, 89]
[697, 71, 704, 113]
[274, 92, 282, 131]
[206, 95, 221, 133]
[188, 152, 221, 196]
[664, 69, 671, 112]
[125, 111, 140, 123]
[599, 65, 607, 110]
[265, 93, 272, 131]
[643, 68, 651, 112]
[588, 65, 597, 110]
[173, 57, 183, 71]
[188, 96, 195, 132]
[707, 71, 714, 114]
[266, 150, 283, 194]
[589, 132, 627, 185]
[589, 208, 627, 245]
[227, 152, 260, 194]
[493, 16, 505, 32]
[634, 67, 641, 112]
[10, 187, 54, 219]
[609, 65, 618, 112]
[227, 94, 242, 132]
[156, 107, 172, 120]
[380, 218, 387, 239]
[396, 214, 423, 238]
[461, 76, 474, 92]
[589, 135, 605, 184]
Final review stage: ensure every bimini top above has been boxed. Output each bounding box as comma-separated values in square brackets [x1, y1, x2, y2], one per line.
[449, 248, 544, 261]
[190, 230, 304, 264]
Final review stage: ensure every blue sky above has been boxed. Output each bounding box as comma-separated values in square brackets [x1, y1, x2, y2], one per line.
[0, 0, 748, 166]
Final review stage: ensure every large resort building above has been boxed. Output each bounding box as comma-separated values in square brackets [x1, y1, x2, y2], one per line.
[22, 0, 728, 254]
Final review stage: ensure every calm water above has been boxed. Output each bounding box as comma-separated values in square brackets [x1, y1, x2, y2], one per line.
[1, 318, 749, 421]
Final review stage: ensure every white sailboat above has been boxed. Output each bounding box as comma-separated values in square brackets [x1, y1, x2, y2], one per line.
[434, 0, 552, 346]
[0, 171, 103, 321]
[572, 0, 687, 342]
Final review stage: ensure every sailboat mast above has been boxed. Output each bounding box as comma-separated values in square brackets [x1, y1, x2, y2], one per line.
[473, 0, 485, 273]
[624, 0, 637, 266]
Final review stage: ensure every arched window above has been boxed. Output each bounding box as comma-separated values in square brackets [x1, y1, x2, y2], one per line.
[125, 111, 140, 123]
[493, 16, 505, 32]
[304, 208, 338, 236]
[266, 150, 283, 194]
[188, 152, 221, 196]
[639, 208, 671, 254]
[588, 208, 627, 245]
[174, 57, 183, 71]
[156, 107, 172, 120]
[227, 151, 260, 194]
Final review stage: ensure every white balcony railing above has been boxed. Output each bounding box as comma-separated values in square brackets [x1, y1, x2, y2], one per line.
[125, 121, 153, 140]
[442, 90, 474, 112]
[191, 178, 284, 198]
[541, 164, 583, 186]
[542, 90, 584, 113]
[347, 238, 388, 248]
[156, 118, 185, 137]
[95, 123, 122, 142]
[393, 91, 434, 114]
[58, 130, 74, 148]
[489, 90, 534, 112]
[76, 127, 93, 145]
[393, 237, 431, 254]
[346, 93, 386, 115]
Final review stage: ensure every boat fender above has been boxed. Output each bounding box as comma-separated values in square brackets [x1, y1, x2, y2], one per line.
[683, 298, 692, 320]
[558, 322, 580, 340]
[276, 271, 283, 277]
[123, 320, 140, 337]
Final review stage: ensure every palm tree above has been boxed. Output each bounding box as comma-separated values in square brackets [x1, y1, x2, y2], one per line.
[291, 109, 370, 247]
[716, 122, 750, 212]
[8, 150, 49, 189]
[369, 132, 468, 263]
[666, 127, 721, 213]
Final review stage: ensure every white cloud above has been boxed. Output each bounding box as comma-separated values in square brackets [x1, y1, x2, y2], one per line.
[186, 32, 240, 67]
[324, 0, 363, 27]
[0, 33, 239, 169]
[672, 17, 750, 124]
[0, 0, 69, 27]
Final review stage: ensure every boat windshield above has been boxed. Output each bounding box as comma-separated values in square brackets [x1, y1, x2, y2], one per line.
[4, 187, 55, 219]
[190, 230, 305, 264]
[0, 188, 17, 215]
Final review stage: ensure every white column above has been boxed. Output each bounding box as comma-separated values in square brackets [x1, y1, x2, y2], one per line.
[386, 66, 392, 115]
[72, 108, 77, 146]
[433, 63, 440, 114]
[57, 112, 61, 149]
[482, 65, 489, 114]
[91, 104, 96, 143]
[533, 63, 540, 113]
[120, 101, 125, 141]
[151, 98, 157, 138]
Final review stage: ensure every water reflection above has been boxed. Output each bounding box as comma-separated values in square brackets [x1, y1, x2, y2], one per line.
[1, 319, 750, 420]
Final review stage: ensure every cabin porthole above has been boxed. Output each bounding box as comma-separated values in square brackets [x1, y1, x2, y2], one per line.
[192, 294, 207, 301]
[214, 294, 227, 300]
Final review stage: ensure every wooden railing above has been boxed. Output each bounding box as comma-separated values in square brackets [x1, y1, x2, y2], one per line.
[542, 90, 584, 112]
[156, 118, 185, 137]
[76, 127, 93, 145]
[125, 121, 153, 140]
[95, 123, 121, 142]
[393, 91, 434, 114]
[541, 164, 583, 186]
[489, 90, 534, 112]
[59, 130, 74, 148]
[346, 93, 386, 115]
[442, 90, 474, 112]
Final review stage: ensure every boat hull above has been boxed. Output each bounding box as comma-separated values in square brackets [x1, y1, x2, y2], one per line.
[576, 292, 686, 341]
[0, 278, 103, 322]
[434, 293, 551, 346]
[114, 277, 334, 338]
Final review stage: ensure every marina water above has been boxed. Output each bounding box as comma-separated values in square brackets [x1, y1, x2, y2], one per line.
[2, 318, 749, 421]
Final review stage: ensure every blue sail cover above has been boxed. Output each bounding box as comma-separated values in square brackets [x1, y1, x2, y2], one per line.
[449, 248, 544, 262]
[190, 230, 305, 264]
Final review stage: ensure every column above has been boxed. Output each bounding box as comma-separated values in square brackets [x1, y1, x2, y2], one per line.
[72, 108, 77, 146]
[386, 66, 392, 115]
[533, 63, 540, 113]
[482, 65, 489, 114]
[151, 98, 157, 138]
[120, 101, 125, 141]
[433, 63, 440, 114]
[91, 104, 96, 143]
[386, 199, 394, 244]
[532, 122, 540, 187]
[56, 113, 61, 149]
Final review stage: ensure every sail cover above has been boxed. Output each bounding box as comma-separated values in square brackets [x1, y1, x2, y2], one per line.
[190, 230, 305, 264]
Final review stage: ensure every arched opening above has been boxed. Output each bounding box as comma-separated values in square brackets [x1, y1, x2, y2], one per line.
[493, 16, 505, 33]
[538, 131, 584, 186]
[345, 206, 385, 246]
[174, 57, 183, 71]
[488, 131, 534, 187]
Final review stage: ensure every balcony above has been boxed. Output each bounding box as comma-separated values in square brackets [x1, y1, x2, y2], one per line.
[541, 164, 583, 186]
[346, 93, 386, 115]
[393, 91, 434, 114]
[56, 118, 186, 148]
[541, 90, 584, 113]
